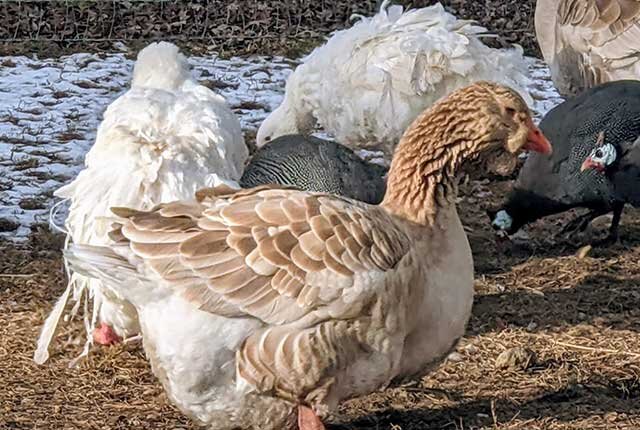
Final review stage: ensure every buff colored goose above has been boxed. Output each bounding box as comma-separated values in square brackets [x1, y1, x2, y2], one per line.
[535, 0, 640, 97]
[63, 82, 551, 430]
[34, 41, 247, 365]
[257, 2, 533, 157]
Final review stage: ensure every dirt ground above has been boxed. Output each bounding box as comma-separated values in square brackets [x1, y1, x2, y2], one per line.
[2, 176, 639, 430]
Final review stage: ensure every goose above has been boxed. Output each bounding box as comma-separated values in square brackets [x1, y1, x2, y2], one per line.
[256, 2, 533, 158]
[34, 41, 248, 365]
[62, 82, 551, 430]
[240, 135, 387, 204]
[535, 0, 640, 97]
[489, 80, 640, 243]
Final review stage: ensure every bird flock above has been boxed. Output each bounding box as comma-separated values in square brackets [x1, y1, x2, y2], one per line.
[30, 2, 640, 429]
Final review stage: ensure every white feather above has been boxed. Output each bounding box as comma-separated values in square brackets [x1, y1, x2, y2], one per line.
[34, 41, 248, 364]
[257, 2, 533, 156]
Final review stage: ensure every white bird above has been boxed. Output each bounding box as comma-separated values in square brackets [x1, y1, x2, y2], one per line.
[61, 83, 552, 430]
[34, 41, 248, 365]
[535, 0, 640, 97]
[256, 1, 533, 157]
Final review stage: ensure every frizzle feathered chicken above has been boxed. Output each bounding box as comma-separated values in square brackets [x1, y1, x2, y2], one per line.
[257, 2, 532, 157]
[34, 41, 247, 365]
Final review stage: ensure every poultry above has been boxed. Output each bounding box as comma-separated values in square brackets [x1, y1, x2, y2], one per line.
[240, 134, 387, 204]
[256, 1, 533, 158]
[62, 82, 552, 430]
[489, 80, 640, 243]
[579, 133, 640, 242]
[33, 41, 248, 365]
[535, 0, 640, 97]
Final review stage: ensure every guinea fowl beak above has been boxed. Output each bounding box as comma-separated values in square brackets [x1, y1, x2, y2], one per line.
[580, 157, 603, 172]
[523, 118, 552, 155]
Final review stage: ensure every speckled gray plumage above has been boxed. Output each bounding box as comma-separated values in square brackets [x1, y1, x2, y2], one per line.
[609, 137, 640, 206]
[240, 135, 387, 204]
[495, 80, 640, 233]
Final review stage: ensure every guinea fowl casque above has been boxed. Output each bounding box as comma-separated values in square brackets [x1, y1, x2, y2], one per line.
[63, 82, 551, 430]
[535, 0, 640, 97]
[256, 2, 533, 157]
[490, 80, 640, 243]
[240, 135, 387, 204]
[34, 41, 248, 365]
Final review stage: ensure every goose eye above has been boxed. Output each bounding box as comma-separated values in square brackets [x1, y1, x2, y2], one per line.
[265, 136, 271, 142]
[595, 149, 603, 158]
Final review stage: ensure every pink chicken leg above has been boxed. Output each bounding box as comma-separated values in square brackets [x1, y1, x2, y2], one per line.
[92, 323, 122, 345]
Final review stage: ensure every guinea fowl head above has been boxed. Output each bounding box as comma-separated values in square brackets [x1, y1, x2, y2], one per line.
[383, 81, 552, 225]
[580, 132, 618, 173]
[131, 41, 192, 91]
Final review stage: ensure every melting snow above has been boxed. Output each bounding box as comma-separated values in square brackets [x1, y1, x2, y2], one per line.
[0, 51, 562, 239]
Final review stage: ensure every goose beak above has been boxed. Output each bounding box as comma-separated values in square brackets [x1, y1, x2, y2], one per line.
[524, 118, 553, 155]
[580, 157, 604, 172]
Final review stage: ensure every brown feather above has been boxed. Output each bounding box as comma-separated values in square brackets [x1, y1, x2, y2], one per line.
[255, 199, 289, 225]
[227, 234, 257, 257]
[323, 250, 354, 277]
[180, 231, 230, 257]
[290, 244, 325, 272]
[309, 215, 333, 242]
[221, 199, 264, 225]
[281, 198, 307, 222]
[257, 235, 291, 267]
[195, 256, 247, 279]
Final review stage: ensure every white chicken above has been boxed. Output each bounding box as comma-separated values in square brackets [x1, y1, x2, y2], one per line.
[257, 1, 533, 157]
[34, 41, 248, 365]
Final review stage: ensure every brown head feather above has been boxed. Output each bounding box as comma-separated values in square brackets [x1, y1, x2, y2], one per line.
[382, 82, 542, 225]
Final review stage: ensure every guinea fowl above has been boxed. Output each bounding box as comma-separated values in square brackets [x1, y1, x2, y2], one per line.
[62, 82, 551, 430]
[535, 0, 640, 97]
[34, 41, 247, 365]
[256, 2, 532, 157]
[490, 80, 640, 243]
[580, 133, 640, 239]
[240, 135, 387, 204]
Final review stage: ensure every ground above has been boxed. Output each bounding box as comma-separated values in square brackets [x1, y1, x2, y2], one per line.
[2, 1, 640, 429]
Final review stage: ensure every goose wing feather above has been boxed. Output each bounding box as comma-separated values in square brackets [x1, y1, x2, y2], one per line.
[105, 186, 412, 400]
[557, 0, 640, 78]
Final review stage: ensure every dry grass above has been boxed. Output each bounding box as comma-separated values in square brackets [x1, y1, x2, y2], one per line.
[1, 177, 639, 429]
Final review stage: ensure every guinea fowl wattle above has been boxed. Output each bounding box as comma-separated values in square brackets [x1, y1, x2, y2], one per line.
[62, 82, 551, 430]
[240, 135, 387, 204]
[490, 80, 640, 243]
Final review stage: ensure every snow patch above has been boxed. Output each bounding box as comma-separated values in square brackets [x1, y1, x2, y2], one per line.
[0, 52, 561, 239]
